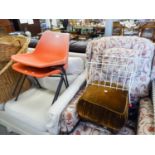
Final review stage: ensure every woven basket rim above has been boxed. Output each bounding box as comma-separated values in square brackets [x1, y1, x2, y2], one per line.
[0, 36, 30, 75]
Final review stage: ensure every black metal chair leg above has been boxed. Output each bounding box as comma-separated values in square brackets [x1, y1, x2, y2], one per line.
[61, 67, 69, 87]
[33, 77, 42, 88]
[14, 75, 27, 101]
[52, 75, 64, 104]
[62, 74, 68, 88]
[12, 74, 23, 96]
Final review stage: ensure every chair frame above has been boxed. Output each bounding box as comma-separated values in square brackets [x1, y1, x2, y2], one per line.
[12, 64, 69, 104]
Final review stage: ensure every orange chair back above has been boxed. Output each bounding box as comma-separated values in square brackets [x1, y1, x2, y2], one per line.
[34, 31, 69, 61]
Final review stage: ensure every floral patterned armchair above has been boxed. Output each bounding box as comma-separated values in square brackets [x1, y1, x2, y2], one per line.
[60, 36, 155, 135]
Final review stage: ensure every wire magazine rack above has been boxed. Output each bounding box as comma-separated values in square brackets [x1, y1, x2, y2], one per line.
[87, 49, 142, 103]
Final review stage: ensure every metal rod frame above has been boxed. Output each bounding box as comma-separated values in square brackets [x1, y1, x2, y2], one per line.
[12, 65, 69, 104]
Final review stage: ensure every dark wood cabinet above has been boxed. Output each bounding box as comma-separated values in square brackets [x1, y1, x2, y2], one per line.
[0, 19, 41, 36]
[13, 19, 41, 36]
[0, 19, 15, 33]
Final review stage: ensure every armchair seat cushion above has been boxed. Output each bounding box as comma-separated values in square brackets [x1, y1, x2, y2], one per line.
[4, 88, 53, 132]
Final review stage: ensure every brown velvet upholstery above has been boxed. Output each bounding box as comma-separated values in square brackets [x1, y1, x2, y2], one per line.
[77, 83, 129, 130]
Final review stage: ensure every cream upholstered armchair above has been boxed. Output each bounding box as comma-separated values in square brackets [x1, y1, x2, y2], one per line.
[0, 52, 87, 135]
[59, 36, 155, 135]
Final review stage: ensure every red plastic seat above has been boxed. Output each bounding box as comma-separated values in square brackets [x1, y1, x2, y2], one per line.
[11, 31, 69, 104]
[12, 63, 61, 78]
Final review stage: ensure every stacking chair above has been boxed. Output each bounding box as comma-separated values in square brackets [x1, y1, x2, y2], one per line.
[11, 30, 69, 104]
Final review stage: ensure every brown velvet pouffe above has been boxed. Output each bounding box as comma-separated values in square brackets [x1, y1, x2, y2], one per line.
[77, 84, 129, 130]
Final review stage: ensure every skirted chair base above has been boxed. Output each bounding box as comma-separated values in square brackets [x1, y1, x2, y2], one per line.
[71, 120, 136, 135]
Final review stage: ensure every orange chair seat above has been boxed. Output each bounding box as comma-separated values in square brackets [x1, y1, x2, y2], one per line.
[12, 63, 62, 78]
[11, 53, 67, 68]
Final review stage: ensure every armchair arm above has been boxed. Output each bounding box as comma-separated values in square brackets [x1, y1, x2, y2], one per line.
[46, 70, 86, 134]
[137, 97, 154, 134]
[59, 89, 85, 134]
[137, 79, 155, 135]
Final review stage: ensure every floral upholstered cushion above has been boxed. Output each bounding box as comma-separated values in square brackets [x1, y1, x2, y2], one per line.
[137, 98, 154, 135]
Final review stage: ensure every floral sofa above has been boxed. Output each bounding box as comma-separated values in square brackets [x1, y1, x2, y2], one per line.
[59, 36, 155, 135]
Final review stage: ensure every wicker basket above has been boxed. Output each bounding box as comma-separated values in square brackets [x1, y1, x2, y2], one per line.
[0, 35, 31, 103]
[0, 35, 25, 62]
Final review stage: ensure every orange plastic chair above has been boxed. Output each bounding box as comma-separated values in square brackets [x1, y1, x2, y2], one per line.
[11, 31, 69, 104]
